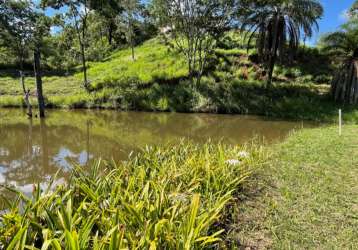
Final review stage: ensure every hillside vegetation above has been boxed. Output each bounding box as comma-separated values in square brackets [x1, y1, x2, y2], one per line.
[1, 33, 358, 122]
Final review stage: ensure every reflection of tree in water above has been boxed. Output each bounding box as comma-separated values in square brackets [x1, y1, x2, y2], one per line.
[0, 118, 125, 187]
[0, 109, 315, 188]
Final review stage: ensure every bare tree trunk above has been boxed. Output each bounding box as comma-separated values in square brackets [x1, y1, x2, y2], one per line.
[19, 58, 26, 93]
[188, 54, 193, 79]
[20, 71, 26, 93]
[347, 62, 355, 103]
[18, 56, 33, 117]
[333, 68, 343, 101]
[24, 90, 33, 118]
[257, 25, 265, 62]
[131, 41, 135, 61]
[33, 47, 45, 118]
[267, 16, 281, 87]
[354, 61, 358, 103]
[340, 63, 351, 101]
[108, 21, 115, 46]
[80, 41, 89, 89]
[128, 14, 135, 61]
[72, 3, 89, 91]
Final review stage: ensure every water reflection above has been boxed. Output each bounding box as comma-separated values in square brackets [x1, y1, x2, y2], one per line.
[0, 109, 315, 190]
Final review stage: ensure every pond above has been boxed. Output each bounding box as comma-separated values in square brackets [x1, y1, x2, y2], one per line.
[0, 108, 314, 193]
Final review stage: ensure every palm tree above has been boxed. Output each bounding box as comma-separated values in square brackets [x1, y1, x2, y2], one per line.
[240, 0, 323, 86]
[321, 20, 358, 104]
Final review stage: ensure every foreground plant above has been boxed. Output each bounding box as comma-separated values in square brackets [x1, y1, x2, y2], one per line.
[0, 142, 265, 249]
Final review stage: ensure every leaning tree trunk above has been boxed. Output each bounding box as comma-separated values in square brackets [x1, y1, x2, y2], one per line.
[331, 57, 358, 104]
[34, 47, 45, 118]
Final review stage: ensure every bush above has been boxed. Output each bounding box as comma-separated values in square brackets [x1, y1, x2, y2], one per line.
[313, 74, 331, 84]
[0, 142, 265, 249]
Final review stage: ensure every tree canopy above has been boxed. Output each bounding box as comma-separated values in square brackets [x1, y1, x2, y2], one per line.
[240, 0, 323, 85]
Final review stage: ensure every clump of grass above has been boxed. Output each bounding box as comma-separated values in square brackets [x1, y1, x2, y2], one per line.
[0, 142, 266, 249]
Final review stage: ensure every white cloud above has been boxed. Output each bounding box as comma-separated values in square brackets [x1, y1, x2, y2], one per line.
[339, 9, 350, 21]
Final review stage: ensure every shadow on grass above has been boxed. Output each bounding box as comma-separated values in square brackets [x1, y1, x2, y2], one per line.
[0, 67, 81, 79]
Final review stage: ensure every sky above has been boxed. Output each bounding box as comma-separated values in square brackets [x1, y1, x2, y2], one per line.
[310, 0, 355, 45]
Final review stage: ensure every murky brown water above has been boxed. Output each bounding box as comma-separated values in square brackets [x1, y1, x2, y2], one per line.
[0, 108, 314, 194]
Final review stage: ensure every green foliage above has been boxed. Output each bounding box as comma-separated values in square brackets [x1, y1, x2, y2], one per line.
[240, 0, 323, 85]
[151, 0, 235, 79]
[0, 142, 266, 249]
[0, 34, 355, 122]
[320, 15, 358, 104]
[0, 47, 17, 68]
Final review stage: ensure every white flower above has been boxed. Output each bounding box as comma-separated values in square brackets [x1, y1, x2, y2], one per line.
[225, 159, 241, 166]
[238, 151, 249, 158]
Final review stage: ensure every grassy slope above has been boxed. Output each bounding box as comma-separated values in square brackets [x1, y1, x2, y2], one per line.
[0, 39, 187, 107]
[235, 125, 358, 249]
[0, 34, 358, 122]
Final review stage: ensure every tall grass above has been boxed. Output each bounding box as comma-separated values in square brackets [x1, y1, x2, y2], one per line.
[0, 142, 266, 249]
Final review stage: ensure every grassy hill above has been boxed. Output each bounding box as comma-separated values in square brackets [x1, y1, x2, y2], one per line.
[0, 38, 188, 106]
[0, 33, 357, 122]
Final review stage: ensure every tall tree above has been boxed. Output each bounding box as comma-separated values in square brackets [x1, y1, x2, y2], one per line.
[152, 0, 236, 82]
[121, 0, 142, 61]
[0, 0, 34, 116]
[240, 0, 323, 86]
[42, 0, 91, 90]
[321, 18, 358, 104]
[32, 14, 53, 118]
[0, 0, 53, 117]
[88, 0, 123, 47]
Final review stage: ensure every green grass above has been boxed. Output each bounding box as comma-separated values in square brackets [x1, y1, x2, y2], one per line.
[0, 142, 266, 249]
[234, 125, 358, 249]
[0, 35, 357, 122]
[0, 38, 187, 95]
[87, 39, 188, 89]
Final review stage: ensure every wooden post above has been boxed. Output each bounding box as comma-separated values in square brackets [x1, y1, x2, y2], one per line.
[339, 109, 342, 136]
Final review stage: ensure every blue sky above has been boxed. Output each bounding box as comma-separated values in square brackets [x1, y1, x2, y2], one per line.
[310, 0, 355, 44]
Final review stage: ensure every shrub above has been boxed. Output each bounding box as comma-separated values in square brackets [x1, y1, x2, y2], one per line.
[0, 142, 265, 249]
[313, 74, 331, 84]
